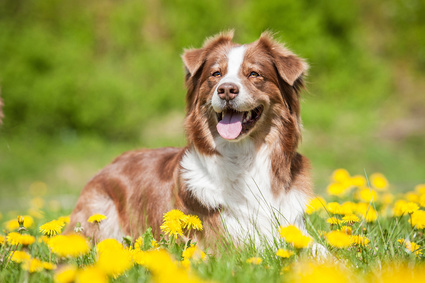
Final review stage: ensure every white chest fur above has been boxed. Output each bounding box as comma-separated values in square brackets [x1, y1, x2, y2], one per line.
[180, 139, 309, 245]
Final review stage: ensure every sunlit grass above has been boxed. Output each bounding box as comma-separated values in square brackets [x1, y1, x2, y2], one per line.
[1, 169, 425, 282]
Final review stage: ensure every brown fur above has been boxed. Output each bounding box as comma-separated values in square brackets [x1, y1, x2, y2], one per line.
[66, 32, 312, 247]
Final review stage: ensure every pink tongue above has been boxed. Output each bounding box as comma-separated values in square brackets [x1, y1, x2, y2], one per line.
[217, 111, 243, 140]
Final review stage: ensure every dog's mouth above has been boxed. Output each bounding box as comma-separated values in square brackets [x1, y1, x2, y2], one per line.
[215, 105, 264, 140]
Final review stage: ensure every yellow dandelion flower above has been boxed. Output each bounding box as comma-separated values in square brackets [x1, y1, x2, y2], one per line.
[415, 184, 425, 195]
[382, 193, 394, 205]
[407, 242, 422, 256]
[409, 210, 425, 229]
[28, 208, 44, 219]
[305, 197, 326, 215]
[377, 264, 425, 283]
[134, 236, 144, 250]
[22, 258, 43, 273]
[42, 261, 57, 270]
[326, 217, 342, 225]
[182, 215, 203, 231]
[4, 215, 34, 231]
[182, 245, 206, 262]
[393, 200, 408, 217]
[6, 232, 20, 245]
[339, 226, 352, 235]
[332, 169, 351, 183]
[20, 234, 36, 245]
[6, 232, 35, 246]
[181, 258, 191, 269]
[326, 230, 352, 248]
[351, 235, 370, 246]
[0, 235, 5, 245]
[54, 265, 78, 283]
[403, 202, 419, 214]
[10, 251, 31, 263]
[399, 239, 422, 256]
[246, 257, 262, 265]
[151, 239, 159, 248]
[279, 225, 303, 242]
[163, 209, 187, 223]
[96, 238, 123, 254]
[364, 209, 378, 222]
[370, 173, 389, 191]
[87, 214, 107, 224]
[40, 219, 65, 237]
[132, 249, 147, 265]
[279, 225, 312, 249]
[139, 249, 175, 273]
[350, 175, 366, 187]
[405, 192, 419, 203]
[57, 216, 70, 225]
[340, 201, 356, 215]
[160, 210, 190, 239]
[276, 249, 294, 258]
[326, 202, 343, 215]
[160, 219, 183, 239]
[420, 194, 425, 208]
[327, 183, 346, 197]
[292, 236, 313, 249]
[342, 214, 360, 224]
[76, 266, 108, 283]
[96, 240, 133, 278]
[141, 249, 202, 283]
[48, 234, 90, 258]
[358, 187, 378, 202]
[291, 260, 354, 282]
[39, 235, 50, 244]
[356, 203, 378, 222]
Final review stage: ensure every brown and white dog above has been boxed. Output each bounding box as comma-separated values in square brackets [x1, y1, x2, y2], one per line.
[66, 31, 313, 247]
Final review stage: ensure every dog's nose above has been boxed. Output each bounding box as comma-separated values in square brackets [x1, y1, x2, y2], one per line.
[217, 83, 239, 101]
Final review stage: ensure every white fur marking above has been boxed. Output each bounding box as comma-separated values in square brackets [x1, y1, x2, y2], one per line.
[89, 194, 124, 241]
[212, 46, 253, 112]
[181, 140, 309, 245]
[225, 45, 246, 82]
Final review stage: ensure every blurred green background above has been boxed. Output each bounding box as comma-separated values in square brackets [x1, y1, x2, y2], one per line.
[1, 0, 424, 213]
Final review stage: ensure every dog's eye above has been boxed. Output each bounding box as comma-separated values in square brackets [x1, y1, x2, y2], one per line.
[211, 71, 221, 77]
[249, 71, 260, 78]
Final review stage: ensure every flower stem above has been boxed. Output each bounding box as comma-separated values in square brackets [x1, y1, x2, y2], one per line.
[4, 244, 18, 269]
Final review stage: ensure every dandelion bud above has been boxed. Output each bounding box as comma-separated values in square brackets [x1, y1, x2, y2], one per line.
[17, 216, 24, 226]
[122, 235, 132, 247]
[17, 215, 27, 233]
[74, 222, 84, 233]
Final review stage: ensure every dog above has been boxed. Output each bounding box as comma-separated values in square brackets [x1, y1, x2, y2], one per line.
[66, 31, 313, 247]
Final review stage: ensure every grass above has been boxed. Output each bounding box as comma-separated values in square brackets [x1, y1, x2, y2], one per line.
[0, 169, 424, 282]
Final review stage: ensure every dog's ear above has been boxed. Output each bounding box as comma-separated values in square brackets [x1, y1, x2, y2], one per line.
[182, 48, 204, 78]
[182, 30, 234, 78]
[257, 32, 308, 86]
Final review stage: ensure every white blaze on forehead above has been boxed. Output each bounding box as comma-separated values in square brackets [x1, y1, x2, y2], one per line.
[225, 45, 246, 81]
[212, 45, 249, 112]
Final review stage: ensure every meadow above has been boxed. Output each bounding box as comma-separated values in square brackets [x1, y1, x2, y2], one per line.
[1, 169, 425, 282]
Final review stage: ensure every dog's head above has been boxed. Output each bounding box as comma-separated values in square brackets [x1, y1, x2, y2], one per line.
[182, 31, 308, 155]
